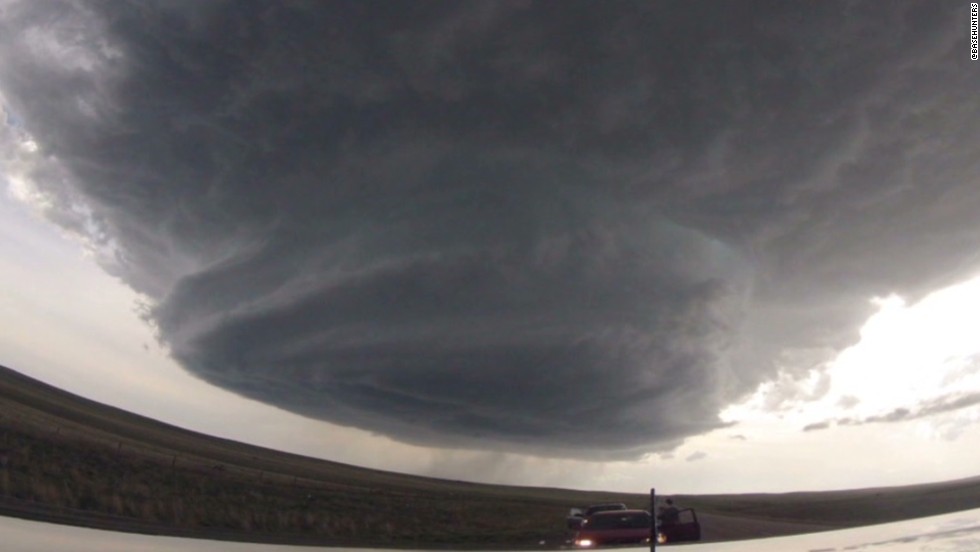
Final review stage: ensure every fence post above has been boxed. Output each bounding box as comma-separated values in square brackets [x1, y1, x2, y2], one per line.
[649, 487, 656, 552]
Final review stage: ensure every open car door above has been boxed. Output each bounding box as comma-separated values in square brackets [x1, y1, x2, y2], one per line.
[658, 508, 701, 543]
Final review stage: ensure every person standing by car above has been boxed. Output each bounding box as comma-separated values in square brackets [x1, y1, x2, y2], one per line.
[657, 498, 680, 525]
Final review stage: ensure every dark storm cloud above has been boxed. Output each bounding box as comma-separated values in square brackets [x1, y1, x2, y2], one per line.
[1, 1, 978, 458]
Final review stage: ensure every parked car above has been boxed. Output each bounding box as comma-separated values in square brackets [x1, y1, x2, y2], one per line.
[567, 502, 628, 529]
[573, 509, 652, 547]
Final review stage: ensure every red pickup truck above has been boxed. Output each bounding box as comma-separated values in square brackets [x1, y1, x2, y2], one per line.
[572, 507, 702, 547]
[567, 503, 627, 530]
[573, 509, 652, 547]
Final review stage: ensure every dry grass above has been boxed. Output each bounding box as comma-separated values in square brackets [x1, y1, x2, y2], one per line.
[0, 364, 639, 549]
[2, 363, 980, 548]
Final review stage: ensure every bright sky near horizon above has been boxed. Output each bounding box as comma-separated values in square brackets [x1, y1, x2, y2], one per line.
[2, 1, 980, 495]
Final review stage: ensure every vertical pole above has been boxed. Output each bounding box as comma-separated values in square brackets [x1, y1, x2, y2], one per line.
[649, 487, 656, 552]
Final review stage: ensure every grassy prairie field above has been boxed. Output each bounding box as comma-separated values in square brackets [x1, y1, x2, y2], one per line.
[2, 363, 980, 549]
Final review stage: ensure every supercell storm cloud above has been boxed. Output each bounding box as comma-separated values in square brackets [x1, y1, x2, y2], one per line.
[1, 1, 978, 458]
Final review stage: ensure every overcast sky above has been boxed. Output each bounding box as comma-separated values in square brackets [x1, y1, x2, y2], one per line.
[2, 0, 980, 494]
